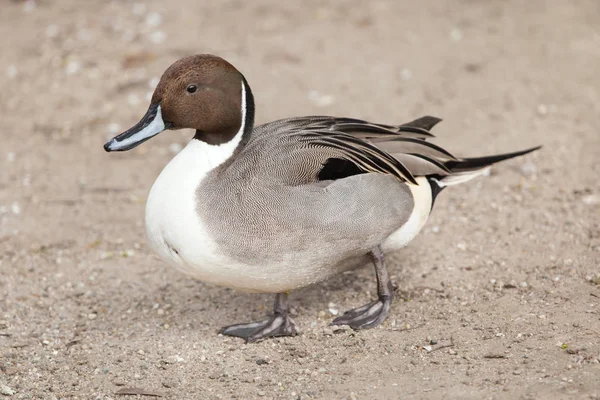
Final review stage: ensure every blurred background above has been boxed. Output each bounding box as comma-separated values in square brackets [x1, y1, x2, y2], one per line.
[1, 0, 599, 399]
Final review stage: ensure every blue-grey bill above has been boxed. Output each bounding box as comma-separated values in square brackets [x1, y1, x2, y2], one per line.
[104, 103, 168, 152]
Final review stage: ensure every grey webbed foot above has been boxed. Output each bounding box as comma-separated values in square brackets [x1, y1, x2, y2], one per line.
[332, 246, 395, 330]
[220, 293, 298, 343]
[220, 313, 298, 343]
[331, 289, 393, 330]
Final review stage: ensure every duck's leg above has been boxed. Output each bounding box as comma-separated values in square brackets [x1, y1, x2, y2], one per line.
[220, 292, 298, 343]
[332, 245, 394, 330]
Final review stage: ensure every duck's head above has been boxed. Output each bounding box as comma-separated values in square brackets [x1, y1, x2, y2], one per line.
[104, 54, 254, 151]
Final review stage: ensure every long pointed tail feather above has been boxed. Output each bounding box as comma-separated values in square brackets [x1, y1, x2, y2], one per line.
[437, 146, 541, 187]
[445, 146, 541, 172]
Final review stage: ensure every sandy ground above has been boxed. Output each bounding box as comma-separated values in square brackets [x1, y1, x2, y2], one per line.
[1, 0, 599, 399]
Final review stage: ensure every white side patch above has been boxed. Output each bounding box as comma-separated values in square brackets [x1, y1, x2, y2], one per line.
[382, 177, 432, 251]
[108, 105, 166, 150]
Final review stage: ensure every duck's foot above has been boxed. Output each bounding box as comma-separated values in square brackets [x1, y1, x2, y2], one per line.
[220, 314, 298, 343]
[331, 245, 395, 330]
[220, 293, 298, 343]
[331, 292, 392, 330]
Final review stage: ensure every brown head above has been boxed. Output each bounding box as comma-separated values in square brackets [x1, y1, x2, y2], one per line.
[104, 54, 254, 151]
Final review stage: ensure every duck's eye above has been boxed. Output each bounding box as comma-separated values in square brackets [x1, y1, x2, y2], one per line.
[186, 85, 197, 94]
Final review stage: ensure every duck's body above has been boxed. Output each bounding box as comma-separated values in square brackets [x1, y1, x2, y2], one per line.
[105, 54, 539, 342]
[146, 133, 431, 293]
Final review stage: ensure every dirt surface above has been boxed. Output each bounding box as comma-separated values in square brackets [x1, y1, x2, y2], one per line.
[1, 1, 599, 399]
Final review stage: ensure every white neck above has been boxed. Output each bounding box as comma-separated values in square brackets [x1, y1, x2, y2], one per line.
[145, 80, 248, 279]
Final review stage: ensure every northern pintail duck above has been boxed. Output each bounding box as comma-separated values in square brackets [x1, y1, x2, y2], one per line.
[104, 54, 539, 342]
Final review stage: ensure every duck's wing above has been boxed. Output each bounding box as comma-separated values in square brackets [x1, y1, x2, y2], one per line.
[249, 115, 538, 187]
[249, 115, 448, 184]
[254, 115, 441, 141]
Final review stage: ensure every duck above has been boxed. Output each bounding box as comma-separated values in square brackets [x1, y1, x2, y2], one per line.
[104, 54, 540, 343]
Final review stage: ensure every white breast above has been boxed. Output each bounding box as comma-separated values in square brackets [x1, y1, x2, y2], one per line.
[145, 140, 241, 281]
[382, 177, 432, 252]
[145, 81, 251, 287]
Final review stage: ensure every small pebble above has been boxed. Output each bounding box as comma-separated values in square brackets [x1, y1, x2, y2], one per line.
[7, 152, 16, 162]
[581, 195, 600, 205]
[162, 379, 177, 388]
[11, 202, 21, 215]
[23, 0, 36, 13]
[431, 226, 440, 233]
[149, 31, 166, 44]
[308, 90, 335, 107]
[513, 369, 522, 375]
[145, 12, 163, 27]
[122, 249, 135, 257]
[328, 302, 339, 316]
[164, 355, 184, 363]
[448, 349, 457, 355]
[256, 359, 268, 365]
[429, 339, 438, 345]
[65, 59, 82, 75]
[0, 383, 15, 396]
[87, 313, 97, 320]
[536, 104, 548, 115]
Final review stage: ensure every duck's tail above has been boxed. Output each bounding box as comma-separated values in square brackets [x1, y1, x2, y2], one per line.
[433, 146, 541, 188]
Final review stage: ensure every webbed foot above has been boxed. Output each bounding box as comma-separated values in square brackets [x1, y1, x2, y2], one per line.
[220, 293, 298, 343]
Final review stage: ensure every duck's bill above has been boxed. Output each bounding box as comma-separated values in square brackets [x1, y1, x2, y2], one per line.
[104, 104, 171, 152]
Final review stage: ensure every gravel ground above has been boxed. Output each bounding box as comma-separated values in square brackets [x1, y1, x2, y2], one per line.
[1, 0, 599, 399]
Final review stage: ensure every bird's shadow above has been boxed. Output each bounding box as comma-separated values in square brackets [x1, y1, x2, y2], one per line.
[125, 254, 421, 336]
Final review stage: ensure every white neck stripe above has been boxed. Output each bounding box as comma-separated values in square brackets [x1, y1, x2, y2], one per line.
[179, 80, 247, 172]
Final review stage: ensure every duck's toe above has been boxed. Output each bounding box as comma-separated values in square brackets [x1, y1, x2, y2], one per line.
[220, 313, 299, 343]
